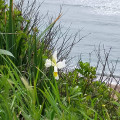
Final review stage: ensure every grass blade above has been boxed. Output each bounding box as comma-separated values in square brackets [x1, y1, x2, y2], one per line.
[0, 49, 14, 57]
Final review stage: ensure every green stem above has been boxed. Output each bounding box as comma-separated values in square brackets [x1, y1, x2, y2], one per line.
[7, 0, 14, 55]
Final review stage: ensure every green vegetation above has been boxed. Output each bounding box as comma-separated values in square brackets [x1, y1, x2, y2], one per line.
[0, 0, 120, 119]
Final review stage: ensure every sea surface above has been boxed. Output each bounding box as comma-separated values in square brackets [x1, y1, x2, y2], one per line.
[17, 0, 120, 76]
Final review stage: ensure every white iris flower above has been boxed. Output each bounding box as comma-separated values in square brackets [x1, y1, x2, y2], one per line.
[45, 51, 66, 80]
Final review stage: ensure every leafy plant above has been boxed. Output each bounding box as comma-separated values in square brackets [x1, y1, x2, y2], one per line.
[0, 0, 120, 120]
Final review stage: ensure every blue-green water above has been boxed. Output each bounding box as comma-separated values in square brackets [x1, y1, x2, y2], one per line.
[39, 0, 120, 76]
[15, 0, 120, 76]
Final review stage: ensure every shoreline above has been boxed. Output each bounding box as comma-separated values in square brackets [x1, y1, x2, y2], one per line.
[95, 74, 120, 85]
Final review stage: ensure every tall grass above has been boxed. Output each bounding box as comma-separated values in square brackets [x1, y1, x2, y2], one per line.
[0, 57, 43, 119]
[0, 57, 98, 120]
[0, 0, 120, 119]
[1, 57, 118, 119]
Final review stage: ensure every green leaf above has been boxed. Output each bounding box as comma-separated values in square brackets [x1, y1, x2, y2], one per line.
[111, 101, 120, 107]
[0, 49, 14, 57]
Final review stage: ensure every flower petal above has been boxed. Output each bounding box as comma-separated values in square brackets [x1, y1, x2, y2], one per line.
[54, 66, 58, 72]
[53, 72, 59, 80]
[57, 60, 66, 69]
[55, 75, 59, 80]
[52, 51, 57, 63]
[53, 66, 59, 80]
[45, 59, 53, 67]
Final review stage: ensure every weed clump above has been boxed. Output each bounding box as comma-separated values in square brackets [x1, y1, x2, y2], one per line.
[0, 0, 120, 120]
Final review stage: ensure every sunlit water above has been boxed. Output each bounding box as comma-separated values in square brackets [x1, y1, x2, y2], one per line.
[40, 0, 120, 76]
[15, 0, 120, 76]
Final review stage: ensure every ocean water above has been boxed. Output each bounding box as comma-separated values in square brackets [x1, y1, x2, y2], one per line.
[40, 0, 120, 76]
[44, 0, 120, 15]
[15, 0, 120, 76]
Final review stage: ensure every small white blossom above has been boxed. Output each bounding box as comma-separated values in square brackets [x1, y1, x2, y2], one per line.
[45, 51, 66, 80]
